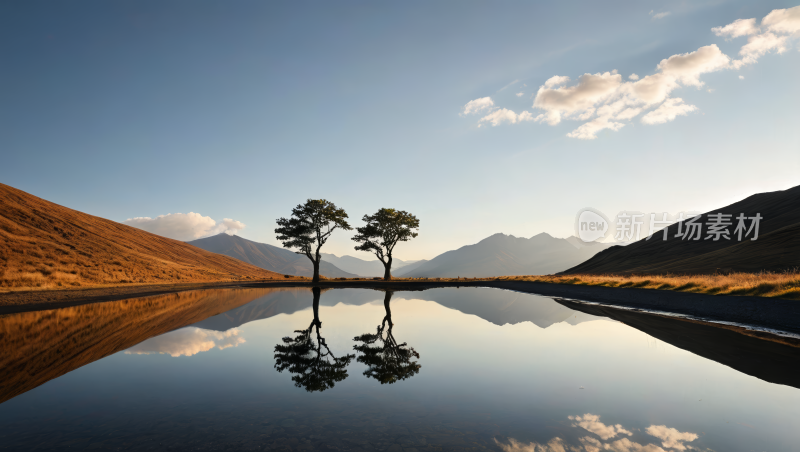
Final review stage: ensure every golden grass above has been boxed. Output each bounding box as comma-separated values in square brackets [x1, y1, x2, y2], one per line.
[0, 183, 287, 292]
[325, 271, 800, 300]
[479, 270, 800, 300]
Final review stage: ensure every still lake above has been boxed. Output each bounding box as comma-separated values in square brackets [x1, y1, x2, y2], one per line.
[1, 287, 799, 451]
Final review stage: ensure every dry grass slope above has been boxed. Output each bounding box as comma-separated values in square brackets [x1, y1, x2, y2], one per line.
[0, 183, 283, 291]
[486, 271, 800, 300]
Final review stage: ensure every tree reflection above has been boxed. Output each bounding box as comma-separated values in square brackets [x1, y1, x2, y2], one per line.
[274, 287, 354, 392]
[353, 291, 421, 384]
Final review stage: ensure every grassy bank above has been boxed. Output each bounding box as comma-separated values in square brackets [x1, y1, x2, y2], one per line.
[495, 271, 800, 300]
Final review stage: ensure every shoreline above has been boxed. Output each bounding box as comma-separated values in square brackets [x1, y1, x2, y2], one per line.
[1, 279, 798, 336]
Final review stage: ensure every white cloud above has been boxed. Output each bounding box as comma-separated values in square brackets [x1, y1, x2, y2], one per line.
[544, 75, 571, 89]
[739, 75, 745, 80]
[533, 71, 622, 125]
[124, 212, 246, 241]
[629, 73, 680, 105]
[567, 117, 626, 140]
[641, 98, 697, 125]
[616, 107, 644, 120]
[651, 11, 671, 20]
[655, 45, 731, 88]
[645, 425, 699, 451]
[712, 18, 758, 38]
[479, 108, 534, 126]
[529, 44, 727, 134]
[733, 32, 789, 67]
[715, 6, 799, 68]
[762, 5, 800, 34]
[462, 97, 494, 115]
[463, 6, 797, 139]
[569, 414, 633, 440]
[516, 92, 525, 97]
[126, 327, 245, 357]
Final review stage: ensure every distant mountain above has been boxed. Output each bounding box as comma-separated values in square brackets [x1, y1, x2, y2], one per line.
[188, 234, 356, 278]
[0, 184, 281, 290]
[192, 287, 602, 332]
[320, 253, 419, 277]
[393, 259, 429, 277]
[411, 288, 600, 328]
[401, 232, 614, 278]
[562, 185, 800, 275]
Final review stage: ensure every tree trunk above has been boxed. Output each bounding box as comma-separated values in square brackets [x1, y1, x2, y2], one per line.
[383, 255, 393, 281]
[312, 260, 320, 283]
[312, 287, 321, 327]
[382, 290, 393, 326]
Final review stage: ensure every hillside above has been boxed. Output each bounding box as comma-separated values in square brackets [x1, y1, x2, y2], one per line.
[393, 259, 429, 277]
[562, 185, 800, 275]
[0, 184, 282, 290]
[320, 253, 420, 277]
[188, 233, 356, 278]
[402, 232, 613, 278]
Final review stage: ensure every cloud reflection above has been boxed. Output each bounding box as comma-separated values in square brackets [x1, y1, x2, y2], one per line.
[645, 426, 699, 451]
[569, 414, 632, 440]
[126, 327, 245, 357]
[496, 414, 700, 452]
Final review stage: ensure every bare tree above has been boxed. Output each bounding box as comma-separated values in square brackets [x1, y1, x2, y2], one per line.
[275, 199, 351, 283]
[352, 208, 419, 280]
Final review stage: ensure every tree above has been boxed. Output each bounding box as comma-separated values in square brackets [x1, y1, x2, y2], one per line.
[352, 208, 419, 280]
[274, 287, 355, 392]
[352, 291, 421, 384]
[275, 199, 351, 283]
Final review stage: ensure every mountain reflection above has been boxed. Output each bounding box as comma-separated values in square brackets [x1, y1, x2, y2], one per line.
[274, 287, 355, 392]
[353, 291, 420, 384]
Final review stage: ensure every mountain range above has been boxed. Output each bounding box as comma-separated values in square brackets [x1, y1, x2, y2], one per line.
[192, 287, 602, 332]
[400, 232, 614, 278]
[188, 233, 356, 278]
[562, 184, 800, 274]
[320, 253, 422, 277]
[189, 234, 429, 278]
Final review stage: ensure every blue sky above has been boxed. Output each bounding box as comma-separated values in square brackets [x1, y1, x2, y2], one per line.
[2, 1, 798, 260]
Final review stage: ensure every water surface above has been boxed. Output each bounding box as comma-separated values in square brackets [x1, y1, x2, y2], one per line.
[1, 287, 798, 451]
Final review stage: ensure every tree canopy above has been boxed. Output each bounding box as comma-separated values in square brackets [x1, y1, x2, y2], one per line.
[352, 208, 419, 280]
[275, 199, 351, 282]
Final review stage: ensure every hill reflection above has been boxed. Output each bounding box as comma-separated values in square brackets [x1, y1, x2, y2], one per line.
[553, 298, 800, 389]
[0, 287, 278, 403]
